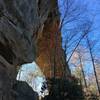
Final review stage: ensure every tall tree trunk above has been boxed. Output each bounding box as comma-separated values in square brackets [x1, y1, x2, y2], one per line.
[78, 54, 87, 88]
[86, 36, 100, 95]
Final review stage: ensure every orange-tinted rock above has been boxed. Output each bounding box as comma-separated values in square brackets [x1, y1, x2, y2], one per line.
[36, 19, 70, 78]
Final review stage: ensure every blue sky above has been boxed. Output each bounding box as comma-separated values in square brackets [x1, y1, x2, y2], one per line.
[86, 0, 100, 57]
[58, 0, 100, 57]
[58, 0, 100, 79]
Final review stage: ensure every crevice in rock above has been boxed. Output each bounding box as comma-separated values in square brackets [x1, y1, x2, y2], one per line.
[0, 42, 15, 64]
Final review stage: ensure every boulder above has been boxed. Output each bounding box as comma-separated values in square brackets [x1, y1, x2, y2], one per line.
[13, 81, 39, 100]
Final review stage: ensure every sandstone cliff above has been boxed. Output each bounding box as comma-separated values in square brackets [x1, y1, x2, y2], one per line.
[36, 7, 70, 78]
[0, 0, 70, 99]
[0, 0, 57, 99]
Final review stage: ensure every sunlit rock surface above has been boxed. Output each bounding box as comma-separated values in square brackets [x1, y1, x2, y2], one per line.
[36, 20, 71, 78]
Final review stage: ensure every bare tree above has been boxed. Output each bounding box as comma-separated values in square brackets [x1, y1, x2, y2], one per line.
[70, 46, 88, 88]
[58, 0, 94, 63]
[77, 48, 87, 88]
[86, 36, 100, 95]
[55, 0, 91, 79]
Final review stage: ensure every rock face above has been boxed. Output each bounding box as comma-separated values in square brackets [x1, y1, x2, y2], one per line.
[0, 0, 58, 99]
[0, 0, 38, 65]
[36, 11, 70, 78]
[13, 81, 39, 100]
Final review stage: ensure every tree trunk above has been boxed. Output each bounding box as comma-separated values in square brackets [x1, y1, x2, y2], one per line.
[78, 54, 87, 88]
[86, 37, 100, 95]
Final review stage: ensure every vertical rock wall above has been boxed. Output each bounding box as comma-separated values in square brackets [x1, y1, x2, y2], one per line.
[0, 0, 58, 99]
[36, 3, 70, 78]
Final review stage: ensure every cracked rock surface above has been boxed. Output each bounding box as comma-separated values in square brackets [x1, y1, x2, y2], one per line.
[0, 0, 57, 99]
